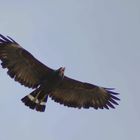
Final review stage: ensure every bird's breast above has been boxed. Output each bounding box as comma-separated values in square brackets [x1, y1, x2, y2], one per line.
[40, 74, 63, 92]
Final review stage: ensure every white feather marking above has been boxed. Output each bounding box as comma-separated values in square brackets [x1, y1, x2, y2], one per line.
[40, 102, 46, 106]
[35, 99, 39, 104]
[28, 94, 34, 101]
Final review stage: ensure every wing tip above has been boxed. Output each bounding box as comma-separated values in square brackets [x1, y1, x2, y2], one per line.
[0, 34, 18, 44]
[102, 87, 120, 109]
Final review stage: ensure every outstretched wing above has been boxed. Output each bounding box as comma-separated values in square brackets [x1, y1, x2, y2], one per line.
[0, 34, 53, 88]
[49, 76, 120, 110]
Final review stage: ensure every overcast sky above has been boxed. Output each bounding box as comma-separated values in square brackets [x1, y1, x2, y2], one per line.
[0, 0, 140, 140]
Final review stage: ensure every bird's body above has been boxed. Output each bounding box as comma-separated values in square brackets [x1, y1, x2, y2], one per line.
[21, 67, 65, 111]
[0, 34, 120, 112]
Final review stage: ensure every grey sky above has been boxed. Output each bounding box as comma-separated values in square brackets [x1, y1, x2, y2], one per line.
[0, 0, 140, 140]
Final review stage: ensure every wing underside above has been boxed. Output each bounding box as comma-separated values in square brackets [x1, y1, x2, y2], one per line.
[49, 76, 120, 109]
[0, 34, 53, 88]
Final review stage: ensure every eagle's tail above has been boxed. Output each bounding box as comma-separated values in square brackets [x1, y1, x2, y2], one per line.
[21, 89, 48, 112]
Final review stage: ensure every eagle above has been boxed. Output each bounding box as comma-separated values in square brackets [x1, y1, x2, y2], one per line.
[0, 34, 120, 112]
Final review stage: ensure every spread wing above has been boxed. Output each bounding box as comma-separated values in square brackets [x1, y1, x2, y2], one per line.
[0, 34, 53, 88]
[49, 76, 120, 110]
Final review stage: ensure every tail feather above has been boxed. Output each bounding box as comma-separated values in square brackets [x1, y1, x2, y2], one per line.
[36, 104, 46, 112]
[21, 89, 48, 112]
[21, 96, 36, 109]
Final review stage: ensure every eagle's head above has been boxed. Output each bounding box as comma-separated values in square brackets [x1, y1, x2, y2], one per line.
[58, 67, 65, 78]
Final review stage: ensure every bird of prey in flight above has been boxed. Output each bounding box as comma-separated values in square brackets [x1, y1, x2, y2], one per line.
[0, 34, 120, 112]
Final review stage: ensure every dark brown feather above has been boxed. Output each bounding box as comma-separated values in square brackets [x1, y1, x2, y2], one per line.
[0, 34, 53, 88]
[49, 76, 120, 109]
